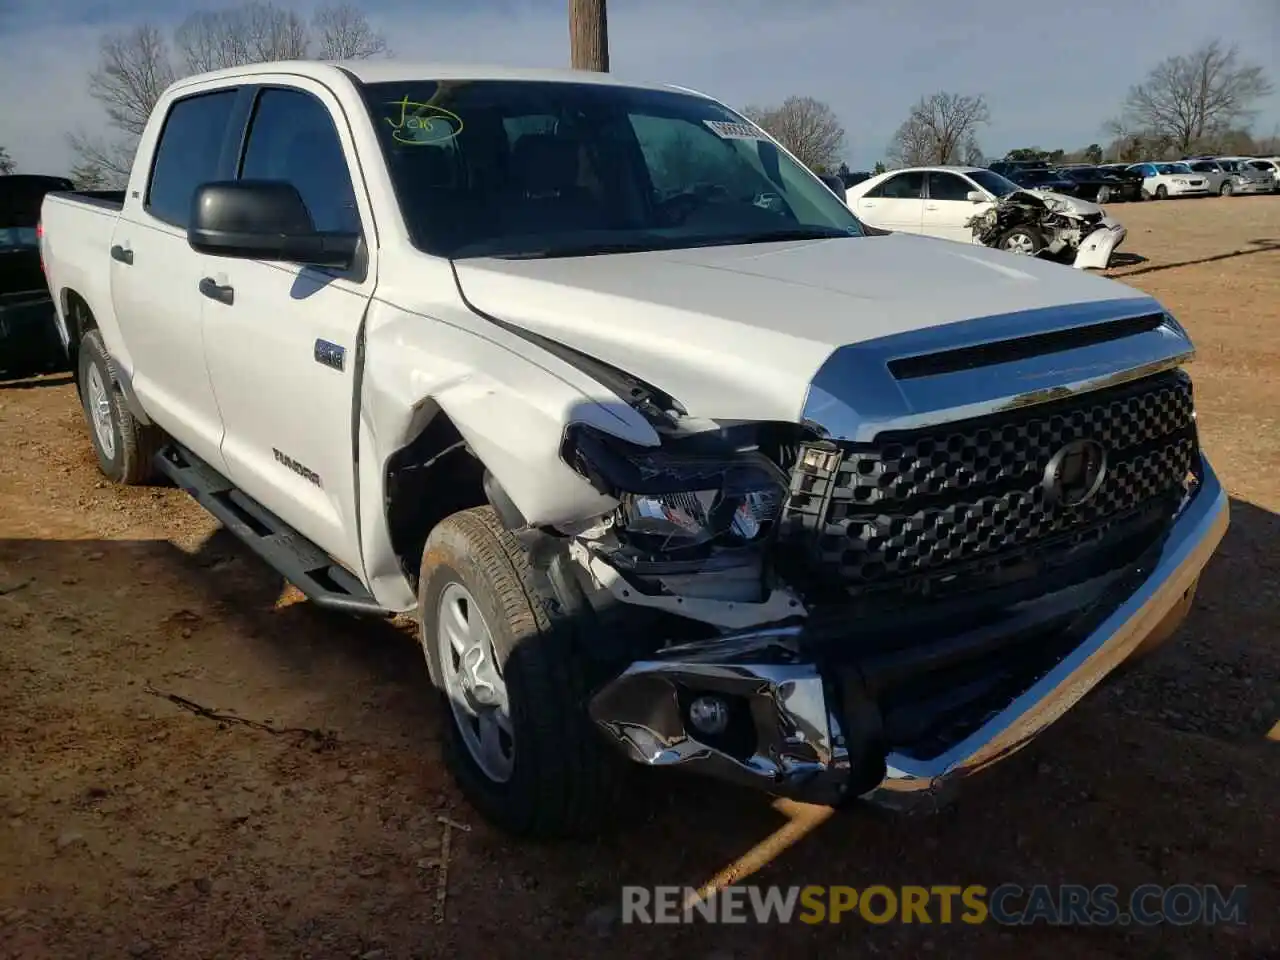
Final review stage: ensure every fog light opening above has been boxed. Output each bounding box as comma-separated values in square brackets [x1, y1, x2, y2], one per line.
[688, 695, 731, 736]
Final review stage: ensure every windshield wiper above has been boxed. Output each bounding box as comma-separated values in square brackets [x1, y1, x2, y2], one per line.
[682, 226, 853, 247]
[490, 236, 684, 260]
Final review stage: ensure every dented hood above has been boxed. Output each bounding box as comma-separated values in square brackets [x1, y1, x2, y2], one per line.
[1019, 189, 1106, 218]
[452, 232, 1149, 423]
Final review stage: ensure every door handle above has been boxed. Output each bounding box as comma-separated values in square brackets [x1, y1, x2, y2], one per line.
[862, 201, 876, 208]
[925, 204, 939, 211]
[199, 277, 234, 305]
[110, 244, 133, 265]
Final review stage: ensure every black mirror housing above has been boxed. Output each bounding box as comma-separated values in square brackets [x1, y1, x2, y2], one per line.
[187, 180, 359, 269]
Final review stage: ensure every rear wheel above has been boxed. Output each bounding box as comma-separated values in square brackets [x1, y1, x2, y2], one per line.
[417, 507, 622, 838]
[76, 330, 160, 485]
[997, 225, 1044, 257]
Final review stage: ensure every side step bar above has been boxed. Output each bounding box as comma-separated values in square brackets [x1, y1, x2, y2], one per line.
[154, 444, 392, 617]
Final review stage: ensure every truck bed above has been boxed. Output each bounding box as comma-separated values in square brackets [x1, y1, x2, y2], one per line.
[51, 190, 126, 212]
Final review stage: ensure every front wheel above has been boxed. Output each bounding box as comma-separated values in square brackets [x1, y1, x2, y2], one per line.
[1096, 185, 1111, 204]
[76, 330, 160, 485]
[418, 507, 622, 838]
[996, 225, 1044, 256]
[1220, 180, 1234, 196]
[1154, 184, 1169, 200]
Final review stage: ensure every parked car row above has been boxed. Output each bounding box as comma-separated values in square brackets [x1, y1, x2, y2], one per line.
[985, 155, 1279, 203]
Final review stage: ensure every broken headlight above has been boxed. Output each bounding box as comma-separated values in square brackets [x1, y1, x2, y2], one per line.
[561, 426, 788, 557]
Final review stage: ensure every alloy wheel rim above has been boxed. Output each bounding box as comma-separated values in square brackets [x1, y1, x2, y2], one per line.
[1004, 232, 1035, 255]
[86, 364, 116, 460]
[435, 582, 514, 782]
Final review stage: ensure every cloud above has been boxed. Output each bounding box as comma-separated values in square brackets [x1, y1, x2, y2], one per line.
[1, 0, 1277, 175]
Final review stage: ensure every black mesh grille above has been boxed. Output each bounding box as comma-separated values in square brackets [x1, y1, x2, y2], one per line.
[782, 370, 1196, 592]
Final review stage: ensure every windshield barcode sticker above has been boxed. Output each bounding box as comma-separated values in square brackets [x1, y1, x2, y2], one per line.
[704, 120, 764, 141]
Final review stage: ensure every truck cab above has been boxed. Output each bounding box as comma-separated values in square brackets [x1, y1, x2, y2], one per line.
[40, 61, 1228, 839]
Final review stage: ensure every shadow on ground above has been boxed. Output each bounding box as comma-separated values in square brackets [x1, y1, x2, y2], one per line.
[1110, 238, 1280, 278]
[0, 497, 1276, 959]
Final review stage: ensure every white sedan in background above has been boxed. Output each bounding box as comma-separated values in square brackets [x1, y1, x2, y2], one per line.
[844, 165, 1126, 269]
[1126, 162, 1210, 199]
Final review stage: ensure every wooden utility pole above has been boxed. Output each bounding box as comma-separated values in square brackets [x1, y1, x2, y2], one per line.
[568, 0, 609, 72]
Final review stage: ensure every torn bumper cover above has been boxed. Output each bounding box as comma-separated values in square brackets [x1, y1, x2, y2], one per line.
[588, 455, 1228, 809]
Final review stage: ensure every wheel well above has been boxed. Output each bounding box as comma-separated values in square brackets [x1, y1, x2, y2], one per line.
[61, 290, 97, 370]
[385, 412, 488, 588]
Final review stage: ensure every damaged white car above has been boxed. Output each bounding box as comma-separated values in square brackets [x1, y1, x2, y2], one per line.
[41, 63, 1225, 839]
[846, 165, 1127, 269]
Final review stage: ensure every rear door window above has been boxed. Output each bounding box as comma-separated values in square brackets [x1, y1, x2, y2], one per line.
[146, 89, 239, 228]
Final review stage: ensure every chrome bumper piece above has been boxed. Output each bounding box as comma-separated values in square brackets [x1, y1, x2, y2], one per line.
[588, 456, 1229, 809]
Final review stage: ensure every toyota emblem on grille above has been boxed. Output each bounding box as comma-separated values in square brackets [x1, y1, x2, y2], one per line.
[1042, 439, 1107, 507]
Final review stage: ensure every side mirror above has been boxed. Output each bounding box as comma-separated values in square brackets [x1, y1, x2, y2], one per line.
[187, 180, 359, 269]
[966, 190, 986, 203]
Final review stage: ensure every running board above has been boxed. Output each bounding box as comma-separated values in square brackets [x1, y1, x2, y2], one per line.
[154, 444, 392, 617]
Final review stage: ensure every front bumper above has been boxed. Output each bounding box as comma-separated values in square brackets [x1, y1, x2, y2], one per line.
[1230, 180, 1274, 195]
[1167, 184, 1210, 197]
[589, 455, 1229, 809]
[1073, 222, 1126, 269]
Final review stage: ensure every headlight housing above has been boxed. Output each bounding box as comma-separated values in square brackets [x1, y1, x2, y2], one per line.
[561, 425, 788, 557]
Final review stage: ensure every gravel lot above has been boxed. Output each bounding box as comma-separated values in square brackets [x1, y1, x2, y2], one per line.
[1, 195, 1277, 960]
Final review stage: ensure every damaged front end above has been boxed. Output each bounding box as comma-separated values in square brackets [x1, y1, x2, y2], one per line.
[968, 190, 1126, 270]
[557, 309, 1226, 811]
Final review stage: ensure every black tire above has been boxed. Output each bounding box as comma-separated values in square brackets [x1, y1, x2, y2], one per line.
[418, 506, 622, 838]
[1096, 185, 1111, 204]
[76, 330, 161, 485]
[1155, 184, 1168, 200]
[995, 224, 1045, 256]
[1219, 180, 1233, 197]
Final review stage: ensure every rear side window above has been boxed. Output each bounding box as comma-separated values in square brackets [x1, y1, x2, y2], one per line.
[239, 87, 360, 234]
[146, 90, 239, 228]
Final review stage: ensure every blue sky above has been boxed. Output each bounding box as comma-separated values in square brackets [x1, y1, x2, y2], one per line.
[2, 0, 1277, 175]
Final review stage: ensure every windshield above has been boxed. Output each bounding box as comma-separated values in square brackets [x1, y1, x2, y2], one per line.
[358, 79, 863, 259]
[967, 169, 1022, 197]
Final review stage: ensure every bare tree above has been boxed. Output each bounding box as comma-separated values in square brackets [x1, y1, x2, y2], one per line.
[888, 92, 989, 166]
[174, 2, 308, 72]
[0, 147, 15, 175]
[1120, 40, 1273, 154]
[69, 160, 111, 190]
[569, 0, 609, 72]
[743, 96, 846, 172]
[74, 3, 389, 177]
[88, 25, 176, 139]
[313, 3, 389, 60]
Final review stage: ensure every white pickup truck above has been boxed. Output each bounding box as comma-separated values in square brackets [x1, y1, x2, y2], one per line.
[40, 60, 1228, 838]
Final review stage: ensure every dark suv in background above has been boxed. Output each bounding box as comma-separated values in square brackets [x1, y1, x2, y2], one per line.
[1, 174, 72, 380]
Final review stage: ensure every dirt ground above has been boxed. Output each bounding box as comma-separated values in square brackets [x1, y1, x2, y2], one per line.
[1, 196, 1278, 960]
